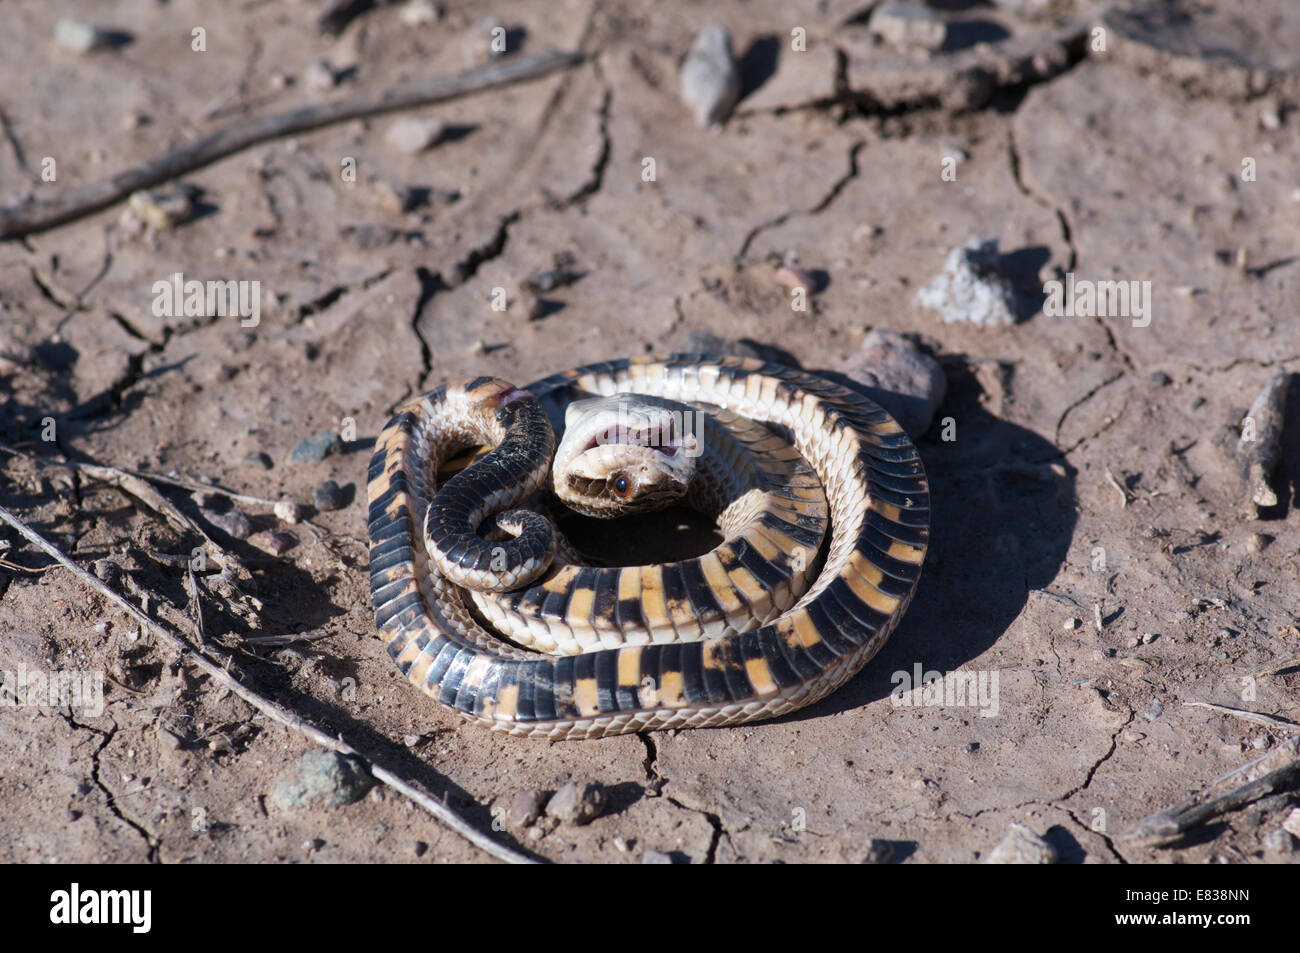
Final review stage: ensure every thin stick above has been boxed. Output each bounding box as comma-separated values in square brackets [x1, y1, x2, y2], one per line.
[1183, 701, 1299, 731]
[1119, 735, 1300, 847]
[0, 50, 584, 239]
[0, 504, 534, 865]
[1104, 467, 1130, 508]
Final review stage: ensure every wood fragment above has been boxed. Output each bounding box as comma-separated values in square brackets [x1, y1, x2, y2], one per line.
[0, 503, 534, 865]
[1119, 734, 1300, 848]
[1183, 701, 1299, 731]
[0, 50, 584, 239]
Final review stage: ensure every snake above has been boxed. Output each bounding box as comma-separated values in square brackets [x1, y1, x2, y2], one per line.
[367, 354, 929, 740]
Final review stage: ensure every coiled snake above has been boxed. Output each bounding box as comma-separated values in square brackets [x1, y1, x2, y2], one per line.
[367, 355, 929, 739]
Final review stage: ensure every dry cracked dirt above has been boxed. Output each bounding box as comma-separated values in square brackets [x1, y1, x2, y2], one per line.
[1, 0, 1299, 864]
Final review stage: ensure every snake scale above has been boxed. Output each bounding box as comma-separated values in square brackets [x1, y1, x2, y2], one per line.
[367, 354, 929, 740]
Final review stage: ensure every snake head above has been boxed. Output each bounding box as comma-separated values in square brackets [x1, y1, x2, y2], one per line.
[553, 395, 698, 517]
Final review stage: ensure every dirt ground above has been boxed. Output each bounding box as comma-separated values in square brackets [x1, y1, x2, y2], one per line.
[2, 0, 1299, 864]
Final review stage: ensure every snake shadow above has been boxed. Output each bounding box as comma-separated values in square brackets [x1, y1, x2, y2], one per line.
[778, 356, 1080, 725]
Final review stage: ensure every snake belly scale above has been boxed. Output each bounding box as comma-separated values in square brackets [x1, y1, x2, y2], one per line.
[367, 355, 929, 740]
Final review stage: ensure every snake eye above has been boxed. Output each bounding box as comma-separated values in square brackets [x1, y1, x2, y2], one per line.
[612, 474, 632, 497]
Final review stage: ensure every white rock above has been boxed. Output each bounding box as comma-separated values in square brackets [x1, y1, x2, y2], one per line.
[54, 19, 109, 54]
[680, 24, 741, 128]
[916, 237, 1019, 327]
[385, 117, 446, 154]
[400, 0, 442, 26]
[870, 2, 947, 53]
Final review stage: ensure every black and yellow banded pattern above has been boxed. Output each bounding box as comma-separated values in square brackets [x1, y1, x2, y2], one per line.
[367, 355, 929, 739]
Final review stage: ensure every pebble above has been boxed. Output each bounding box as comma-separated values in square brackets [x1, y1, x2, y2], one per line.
[642, 849, 673, 864]
[508, 789, 548, 828]
[385, 117, 446, 155]
[203, 508, 253, 540]
[512, 289, 546, 322]
[1141, 632, 1158, 644]
[1262, 828, 1294, 854]
[679, 24, 741, 128]
[1282, 808, 1300, 838]
[314, 480, 346, 511]
[1149, 371, 1172, 387]
[916, 237, 1018, 327]
[835, 330, 947, 438]
[372, 180, 414, 215]
[248, 530, 296, 556]
[985, 823, 1058, 864]
[400, 0, 443, 26]
[775, 264, 817, 295]
[1143, 698, 1164, 722]
[1063, 617, 1081, 631]
[54, 19, 112, 54]
[870, 2, 947, 53]
[270, 750, 374, 809]
[291, 430, 343, 464]
[128, 186, 195, 230]
[546, 780, 607, 825]
[274, 499, 303, 525]
[1245, 533, 1272, 553]
[243, 451, 273, 470]
[304, 59, 337, 91]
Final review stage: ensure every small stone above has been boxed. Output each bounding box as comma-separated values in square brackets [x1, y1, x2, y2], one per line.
[243, 451, 273, 470]
[870, 2, 947, 53]
[128, 186, 195, 230]
[54, 19, 111, 53]
[204, 508, 253, 540]
[274, 500, 303, 525]
[642, 849, 673, 864]
[546, 780, 607, 825]
[385, 117, 446, 155]
[962, 742, 978, 754]
[985, 823, 1058, 864]
[1262, 828, 1294, 854]
[1281, 807, 1300, 838]
[509, 789, 548, 828]
[412, 840, 429, 858]
[1122, 730, 1146, 743]
[270, 749, 374, 810]
[1141, 632, 1158, 644]
[400, 0, 443, 26]
[1063, 617, 1081, 631]
[775, 265, 817, 295]
[314, 480, 346, 511]
[1245, 533, 1271, 554]
[1144, 698, 1164, 722]
[291, 430, 343, 464]
[1148, 371, 1172, 387]
[304, 59, 337, 91]
[680, 24, 741, 128]
[340, 224, 404, 251]
[372, 180, 414, 214]
[861, 839, 895, 864]
[1260, 103, 1282, 131]
[917, 237, 1018, 327]
[835, 330, 947, 438]
[1252, 734, 1271, 750]
[512, 289, 546, 321]
[248, 530, 296, 556]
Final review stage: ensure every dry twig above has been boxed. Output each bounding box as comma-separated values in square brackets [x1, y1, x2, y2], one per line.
[0, 504, 534, 865]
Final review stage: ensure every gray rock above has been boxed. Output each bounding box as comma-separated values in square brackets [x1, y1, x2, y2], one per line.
[985, 823, 1058, 864]
[546, 780, 607, 825]
[248, 530, 296, 556]
[916, 237, 1019, 327]
[128, 186, 195, 230]
[314, 479, 345, 511]
[861, 839, 895, 864]
[870, 2, 947, 52]
[680, 25, 741, 128]
[642, 849, 674, 864]
[1262, 827, 1294, 855]
[291, 430, 343, 464]
[271, 749, 374, 809]
[204, 508, 253, 540]
[243, 451, 273, 470]
[508, 788, 548, 827]
[836, 330, 947, 438]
